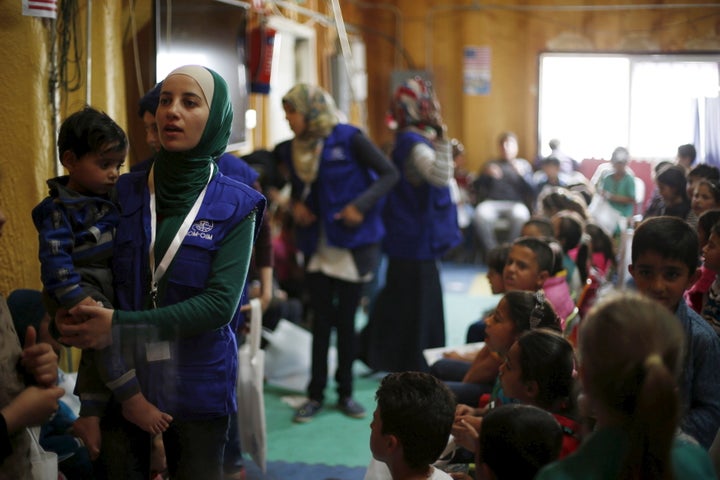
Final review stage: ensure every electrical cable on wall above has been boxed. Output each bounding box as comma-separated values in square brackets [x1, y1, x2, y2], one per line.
[128, 0, 145, 97]
[57, 0, 82, 97]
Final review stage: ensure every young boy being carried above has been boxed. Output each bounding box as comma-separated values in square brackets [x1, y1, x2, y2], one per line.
[369, 372, 457, 480]
[629, 216, 720, 448]
[32, 107, 172, 458]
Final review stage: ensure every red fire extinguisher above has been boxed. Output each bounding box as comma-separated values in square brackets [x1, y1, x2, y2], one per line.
[248, 23, 276, 94]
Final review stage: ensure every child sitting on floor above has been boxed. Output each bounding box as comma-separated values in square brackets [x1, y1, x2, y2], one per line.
[686, 209, 720, 314]
[629, 216, 720, 448]
[477, 404, 563, 480]
[700, 217, 720, 335]
[367, 372, 457, 480]
[536, 293, 716, 479]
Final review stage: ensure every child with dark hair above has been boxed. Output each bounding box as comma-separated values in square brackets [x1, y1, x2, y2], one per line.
[537, 293, 716, 479]
[32, 106, 172, 458]
[452, 329, 579, 470]
[520, 216, 554, 238]
[644, 161, 674, 218]
[508, 235, 577, 325]
[539, 187, 589, 220]
[687, 165, 720, 229]
[700, 219, 720, 335]
[629, 216, 720, 448]
[686, 209, 720, 314]
[533, 156, 568, 203]
[584, 223, 616, 281]
[465, 243, 511, 343]
[545, 239, 579, 332]
[653, 165, 691, 219]
[454, 290, 561, 414]
[430, 244, 509, 394]
[503, 237, 553, 292]
[369, 372, 456, 480]
[551, 210, 589, 296]
[677, 143, 698, 171]
[691, 178, 720, 219]
[498, 329, 579, 456]
[477, 404, 563, 480]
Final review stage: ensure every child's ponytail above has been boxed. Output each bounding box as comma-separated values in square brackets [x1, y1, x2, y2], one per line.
[620, 354, 678, 480]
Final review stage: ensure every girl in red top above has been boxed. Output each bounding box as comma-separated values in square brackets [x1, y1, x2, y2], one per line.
[499, 329, 580, 458]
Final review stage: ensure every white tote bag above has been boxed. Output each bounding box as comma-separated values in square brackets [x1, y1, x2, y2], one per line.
[588, 194, 623, 235]
[236, 298, 267, 473]
[28, 426, 58, 480]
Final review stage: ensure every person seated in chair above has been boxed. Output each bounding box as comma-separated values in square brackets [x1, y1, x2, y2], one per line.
[471, 132, 534, 254]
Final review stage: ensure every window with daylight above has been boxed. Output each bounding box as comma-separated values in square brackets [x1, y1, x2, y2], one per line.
[538, 53, 720, 163]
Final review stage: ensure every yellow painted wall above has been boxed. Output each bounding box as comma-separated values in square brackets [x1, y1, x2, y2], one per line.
[360, 0, 720, 172]
[0, 1, 126, 296]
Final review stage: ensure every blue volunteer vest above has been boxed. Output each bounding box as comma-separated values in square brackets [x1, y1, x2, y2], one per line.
[382, 131, 461, 259]
[287, 123, 385, 257]
[113, 170, 265, 419]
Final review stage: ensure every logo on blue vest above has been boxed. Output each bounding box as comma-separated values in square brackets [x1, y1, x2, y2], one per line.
[188, 219, 214, 240]
[328, 146, 348, 162]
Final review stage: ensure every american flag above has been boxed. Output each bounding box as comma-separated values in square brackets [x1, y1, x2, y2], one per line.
[464, 46, 492, 96]
[22, 0, 57, 19]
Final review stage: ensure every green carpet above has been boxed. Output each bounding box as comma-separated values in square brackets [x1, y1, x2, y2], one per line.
[263, 375, 379, 467]
[257, 262, 499, 470]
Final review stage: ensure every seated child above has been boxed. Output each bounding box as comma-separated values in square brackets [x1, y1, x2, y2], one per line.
[536, 293, 716, 479]
[511, 236, 577, 326]
[32, 107, 172, 457]
[452, 291, 561, 431]
[433, 237, 562, 404]
[584, 222, 615, 281]
[629, 216, 720, 448]
[701, 217, 720, 335]
[551, 210, 588, 298]
[652, 165, 691, 219]
[497, 329, 579, 457]
[687, 165, 720, 228]
[545, 240, 578, 331]
[477, 404, 563, 480]
[686, 209, 720, 313]
[691, 178, 720, 219]
[464, 243, 510, 344]
[452, 328, 579, 462]
[367, 372, 457, 480]
[430, 244, 509, 393]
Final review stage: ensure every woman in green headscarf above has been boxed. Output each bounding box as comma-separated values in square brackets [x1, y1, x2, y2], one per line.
[278, 84, 398, 423]
[57, 65, 266, 480]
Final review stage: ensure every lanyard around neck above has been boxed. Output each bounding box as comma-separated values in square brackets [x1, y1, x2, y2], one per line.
[147, 162, 215, 308]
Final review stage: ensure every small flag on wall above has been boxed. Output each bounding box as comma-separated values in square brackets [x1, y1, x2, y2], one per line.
[22, 0, 57, 19]
[463, 46, 491, 96]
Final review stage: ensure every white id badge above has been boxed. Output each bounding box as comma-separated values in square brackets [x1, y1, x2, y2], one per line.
[146, 341, 171, 362]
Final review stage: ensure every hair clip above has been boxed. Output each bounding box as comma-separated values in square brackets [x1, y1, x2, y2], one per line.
[529, 290, 545, 329]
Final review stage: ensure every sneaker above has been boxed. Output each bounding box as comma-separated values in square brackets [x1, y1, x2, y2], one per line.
[293, 400, 322, 423]
[338, 397, 366, 418]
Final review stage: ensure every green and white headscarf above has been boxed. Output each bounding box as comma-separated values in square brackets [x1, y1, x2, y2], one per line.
[154, 65, 233, 215]
[282, 84, 339, 184]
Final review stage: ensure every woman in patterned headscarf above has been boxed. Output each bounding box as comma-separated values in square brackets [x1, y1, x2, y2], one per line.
[279, 84, 398, 423]
[360, 77, 461, 373]
[56, 65, 266, 479]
